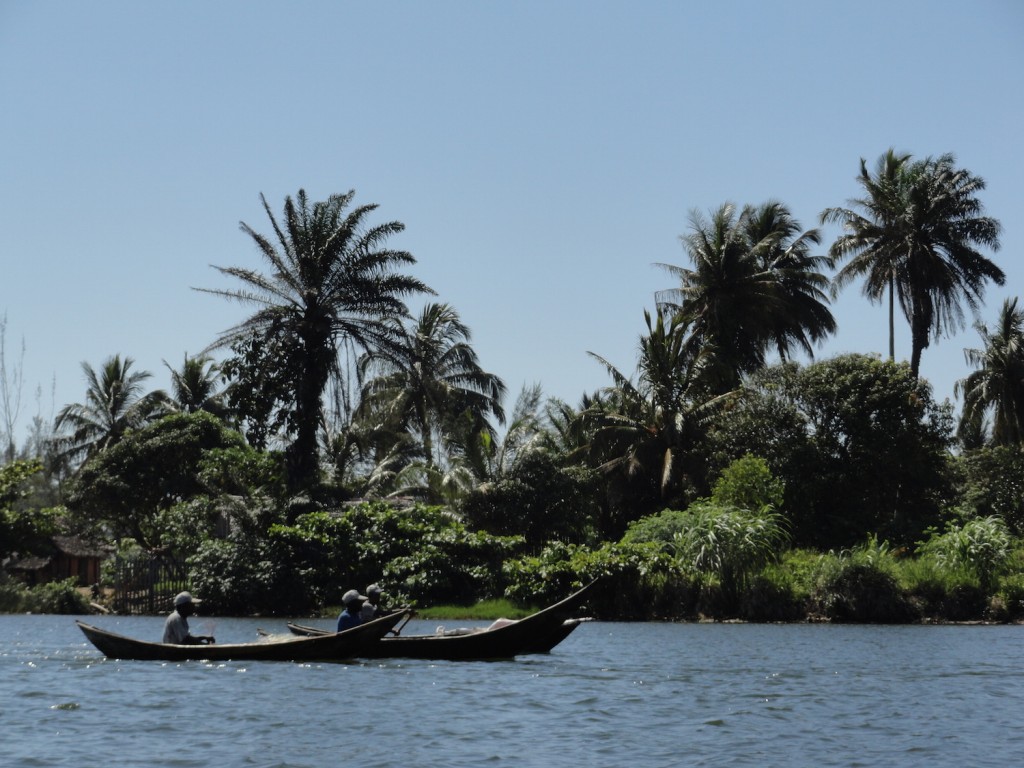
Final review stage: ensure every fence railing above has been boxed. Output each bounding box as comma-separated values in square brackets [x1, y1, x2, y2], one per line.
[111, 555, 188, 615]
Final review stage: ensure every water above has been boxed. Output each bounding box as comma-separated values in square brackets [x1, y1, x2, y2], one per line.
[2, 615, 1021, 767]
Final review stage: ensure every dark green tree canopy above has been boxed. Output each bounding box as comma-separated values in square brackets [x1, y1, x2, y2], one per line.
[709, 354, 955, 549]
[65, 411, 255, 551]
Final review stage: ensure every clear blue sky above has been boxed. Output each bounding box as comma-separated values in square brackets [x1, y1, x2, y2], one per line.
[1, 1, 1022, 447]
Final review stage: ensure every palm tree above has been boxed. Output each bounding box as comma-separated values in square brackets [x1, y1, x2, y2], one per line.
[53, 355, 168, 466]
[467, 382, 546, 483]
[657, 201, 835, 391]
[163, 353, 230, 419]
[956, 297, 1024, 446]
[588, 311, 735, 517]
[822, 150, 1003, 377]
[197, 189, 432, 490]
[358, 302, 505, 471]
[741, 201, 836, 361]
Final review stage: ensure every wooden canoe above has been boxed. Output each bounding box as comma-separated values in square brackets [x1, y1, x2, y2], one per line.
[76, 610, 407, 662]
[287, 580, 595, 660]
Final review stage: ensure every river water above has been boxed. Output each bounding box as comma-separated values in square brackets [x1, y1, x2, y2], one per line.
[2, 614, 1021, 767]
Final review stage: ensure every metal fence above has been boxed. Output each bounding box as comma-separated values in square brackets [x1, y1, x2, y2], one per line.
[111, 554, 189, 615]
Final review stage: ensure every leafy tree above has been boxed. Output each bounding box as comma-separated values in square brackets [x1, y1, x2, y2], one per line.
[952, 445, 1024, 535]
[708, 354, 955, 549]
[741, 202, 837, 362]
[459, 450, 603, 548]
[822, 150, 1003, 377]
[53, 355, 168, 468]
[462, 382, 546, 484]
[657, 201, 835, 391]
[194, 502, 526, 613]
[64, 411, 257, 551]
[957, 297, 1024, 446]
[0, 459, 59, 561]
[199, 189, 432, 491]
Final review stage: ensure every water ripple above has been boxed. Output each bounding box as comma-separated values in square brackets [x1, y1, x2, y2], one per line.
[2, 617, 1023, 767]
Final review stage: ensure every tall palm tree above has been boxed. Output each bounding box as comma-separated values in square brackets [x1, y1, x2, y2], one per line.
[657, 201, 835, 392]
[163, 353, 230, 419]
[822, 150, 1003, 377]
[53, 355, 168, 466]
[358, 302, 505, 471]
[741, 201, 836, 361]
[956, 297, 1024, 446]
[197, 189, 432, 490]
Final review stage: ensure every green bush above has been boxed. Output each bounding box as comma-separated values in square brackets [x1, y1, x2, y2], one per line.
[711, 454, 785, 512]
[990, 573, 1024, 622]
[812, 562, 918, 623]
[0, 573, 91, 614]
[188, 501, 526, 614]
[503, 540, 695, 620]
[917, 516, 1012, 592]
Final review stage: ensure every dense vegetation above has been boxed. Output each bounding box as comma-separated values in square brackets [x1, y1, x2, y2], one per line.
[3, 151, 1023, 622]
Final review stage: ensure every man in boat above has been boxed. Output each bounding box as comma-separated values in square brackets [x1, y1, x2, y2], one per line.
[163, 592, 215, 645]
[360, 583, 384, 621]
[336, 589, 367, 632]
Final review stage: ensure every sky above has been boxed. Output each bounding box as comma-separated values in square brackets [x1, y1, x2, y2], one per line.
[1, 1, 1022, 448]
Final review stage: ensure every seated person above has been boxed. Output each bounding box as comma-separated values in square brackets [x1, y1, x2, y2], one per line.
[360, 583, 385, 621]
[336, 589, 367, 632]
[163, 592, 215, 645]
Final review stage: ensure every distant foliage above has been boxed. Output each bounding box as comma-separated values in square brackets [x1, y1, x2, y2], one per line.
[0, 574, 88, 614]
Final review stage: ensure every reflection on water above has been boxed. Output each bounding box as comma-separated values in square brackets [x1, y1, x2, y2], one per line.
[2, 615, 1022, 767]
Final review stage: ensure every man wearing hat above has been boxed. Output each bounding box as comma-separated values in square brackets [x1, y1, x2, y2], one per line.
[336, 589, 367, 632]
[360, 584, 385, 621]
[163, 591, 215, 645]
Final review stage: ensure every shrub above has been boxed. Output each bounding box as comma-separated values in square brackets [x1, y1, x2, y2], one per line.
[812, 562, 918, 623]
[711, 454, 785, 512]
[917, 516, 1012, 592]
[503, 540, 693, 620]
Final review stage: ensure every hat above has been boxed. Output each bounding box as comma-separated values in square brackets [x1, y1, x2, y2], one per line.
[342, 589, 367, 606]
[173, 591, 201, 607]
[366, 584, 383, 596]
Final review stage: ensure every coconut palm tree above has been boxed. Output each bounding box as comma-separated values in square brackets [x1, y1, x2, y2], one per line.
[822, 150, 1003, 377]
[53, 355, 168, 466]
[163, 353, 230, 419]
[358, 302, 505, 472]
[588, 311, 735, 517]
[197, 189, 432, 490]
[956, 297, 1024, 446]
[741, 201, 836, 360]
[657, 201, 835, 392]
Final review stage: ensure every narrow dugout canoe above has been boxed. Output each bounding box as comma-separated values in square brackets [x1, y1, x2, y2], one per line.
[76, 610, 407, 662]
[287, 580, 595, 660]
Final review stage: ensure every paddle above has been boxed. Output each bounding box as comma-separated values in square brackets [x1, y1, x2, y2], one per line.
[390, 608, 415, 636]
